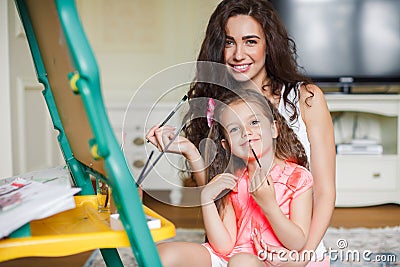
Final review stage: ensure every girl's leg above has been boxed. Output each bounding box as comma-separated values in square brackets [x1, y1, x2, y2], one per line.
[228, 253, 265, 267]
[157, 241, 212, 267]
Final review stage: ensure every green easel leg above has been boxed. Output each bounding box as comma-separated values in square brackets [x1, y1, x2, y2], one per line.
[100, 248, 123, 267]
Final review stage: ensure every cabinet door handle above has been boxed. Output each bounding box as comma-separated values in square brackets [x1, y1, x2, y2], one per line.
[133, 159, 145, 168]
[372, 172, 381, 178]
[133, 137, 145, 146]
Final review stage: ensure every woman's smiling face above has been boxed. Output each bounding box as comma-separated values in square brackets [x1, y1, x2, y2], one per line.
[224, 15, 268, 89]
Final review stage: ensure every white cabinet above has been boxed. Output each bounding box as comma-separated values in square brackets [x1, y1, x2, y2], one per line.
[326, 94, 400, 207]
[106, 102, 183, 205]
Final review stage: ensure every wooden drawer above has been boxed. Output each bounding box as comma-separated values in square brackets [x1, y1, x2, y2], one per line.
[336, 155, 398, 191]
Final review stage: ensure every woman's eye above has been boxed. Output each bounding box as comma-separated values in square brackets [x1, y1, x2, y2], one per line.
[251, 120, 260, 125]
[225, 40, 234, 47]
[246, 39, 258, 46]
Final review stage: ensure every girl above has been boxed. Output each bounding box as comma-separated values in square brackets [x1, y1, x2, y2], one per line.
[155, 89, 319, 266]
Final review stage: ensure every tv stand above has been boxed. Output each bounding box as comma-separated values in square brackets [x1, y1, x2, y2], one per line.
[326, 94, 400, 207]
[340, 83, 352, 94]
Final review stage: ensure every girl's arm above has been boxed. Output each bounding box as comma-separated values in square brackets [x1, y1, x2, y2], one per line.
[202, 200, 237, 254]
[201, 173, 238, 254]
[146, 125, 207, 186]
[300, 84, 336, 253]
[252, 175, 312, 251]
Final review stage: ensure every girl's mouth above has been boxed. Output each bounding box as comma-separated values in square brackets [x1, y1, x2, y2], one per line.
[241, 139, 259, 147]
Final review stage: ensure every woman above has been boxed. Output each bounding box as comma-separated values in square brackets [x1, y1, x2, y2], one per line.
[147, 0, 335, 265]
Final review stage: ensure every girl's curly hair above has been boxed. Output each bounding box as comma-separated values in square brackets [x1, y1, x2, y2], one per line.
[204, 89, 309, 214]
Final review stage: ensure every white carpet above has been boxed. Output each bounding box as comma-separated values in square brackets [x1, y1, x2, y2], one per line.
[85, 227, 400, 266]
[324, 227, 400, 266]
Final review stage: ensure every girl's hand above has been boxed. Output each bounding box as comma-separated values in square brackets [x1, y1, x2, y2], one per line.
[249, 168, 276, 205]
[201, 173, 238, 205]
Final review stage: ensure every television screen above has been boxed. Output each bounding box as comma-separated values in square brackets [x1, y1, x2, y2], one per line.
[271, 0, 400, 92]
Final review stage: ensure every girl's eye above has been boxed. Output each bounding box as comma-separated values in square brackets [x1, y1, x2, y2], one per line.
[251, 120, 260, 125]
[229, 127, 239, 134]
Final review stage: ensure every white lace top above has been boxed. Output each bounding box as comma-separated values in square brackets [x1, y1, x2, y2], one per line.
[278, 83, 311, 161]
[278, 83, 328, 259]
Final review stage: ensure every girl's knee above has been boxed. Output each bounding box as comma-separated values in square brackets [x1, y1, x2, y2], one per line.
[157, 242, 211, 267]
[157, 242, 180, 267]
[228, 253, 264, 267]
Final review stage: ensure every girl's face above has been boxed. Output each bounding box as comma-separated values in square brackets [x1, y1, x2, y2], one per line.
[224, 15, 267, 89]
[220, 101, 277, 164]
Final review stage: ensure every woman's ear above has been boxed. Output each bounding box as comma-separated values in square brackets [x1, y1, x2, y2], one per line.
[271, 120, 278, 138]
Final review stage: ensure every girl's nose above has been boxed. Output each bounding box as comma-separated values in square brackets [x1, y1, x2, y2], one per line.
[242, 126, 253, 137]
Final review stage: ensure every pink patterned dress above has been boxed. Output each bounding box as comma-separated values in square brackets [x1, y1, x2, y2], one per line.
[203, 160, 313, 261]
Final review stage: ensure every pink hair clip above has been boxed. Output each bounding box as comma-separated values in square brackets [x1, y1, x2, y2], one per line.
[206, 98, 215, 128]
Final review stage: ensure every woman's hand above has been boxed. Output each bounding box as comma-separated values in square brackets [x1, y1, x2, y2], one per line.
[249, 168, 276, 206]
[146, 125, 198, 159]
[252, 229, 306, 267]
[146, 124, 207, 186]
[201, 173, 238, 205]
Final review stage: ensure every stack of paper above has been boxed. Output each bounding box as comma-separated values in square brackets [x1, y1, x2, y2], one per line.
[336, 139, 383, 155]
[0, 167, 80, 239]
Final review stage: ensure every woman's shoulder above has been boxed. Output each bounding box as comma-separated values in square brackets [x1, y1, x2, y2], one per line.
[298, 83, 326, 105]
[298, 83, 330, 125]
[281, 82, 327, 112]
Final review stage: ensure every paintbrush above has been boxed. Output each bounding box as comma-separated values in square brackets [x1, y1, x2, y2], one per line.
[136, 150, 155, 186]
[146, 95, 187, 143]
[249, 143, 270, 185]
[159, 95, 188, 127]
[250, 143, 262, 168]
[138, 123, 186, 185]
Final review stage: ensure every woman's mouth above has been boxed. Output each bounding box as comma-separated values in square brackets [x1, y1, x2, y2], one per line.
[230, 64, 251, 73]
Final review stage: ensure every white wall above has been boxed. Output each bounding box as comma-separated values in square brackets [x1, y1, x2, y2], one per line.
[0, 0, 13, 178]
[76, 0, 220, 103]
[7, 1, 64, 176]
[3, 0, 221, 176]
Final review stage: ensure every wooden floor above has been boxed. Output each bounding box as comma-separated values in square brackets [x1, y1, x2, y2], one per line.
[143, 191, 400, 229]
[1, 193, 398, 267]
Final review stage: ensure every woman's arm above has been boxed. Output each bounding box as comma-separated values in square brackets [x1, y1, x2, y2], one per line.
[251, 175, 312, 251]
[251, 85, 335, 266]
[201, 173, 238, 254]
[146, 125, 207, 185]
[300, 84, 336, 253]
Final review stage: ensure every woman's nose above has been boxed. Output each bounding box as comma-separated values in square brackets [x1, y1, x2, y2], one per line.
[234, 45, 244, 61]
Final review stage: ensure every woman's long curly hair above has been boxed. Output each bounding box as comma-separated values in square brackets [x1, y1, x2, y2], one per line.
[183, 0, 313, 163]
[205, 89, 309, 214]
